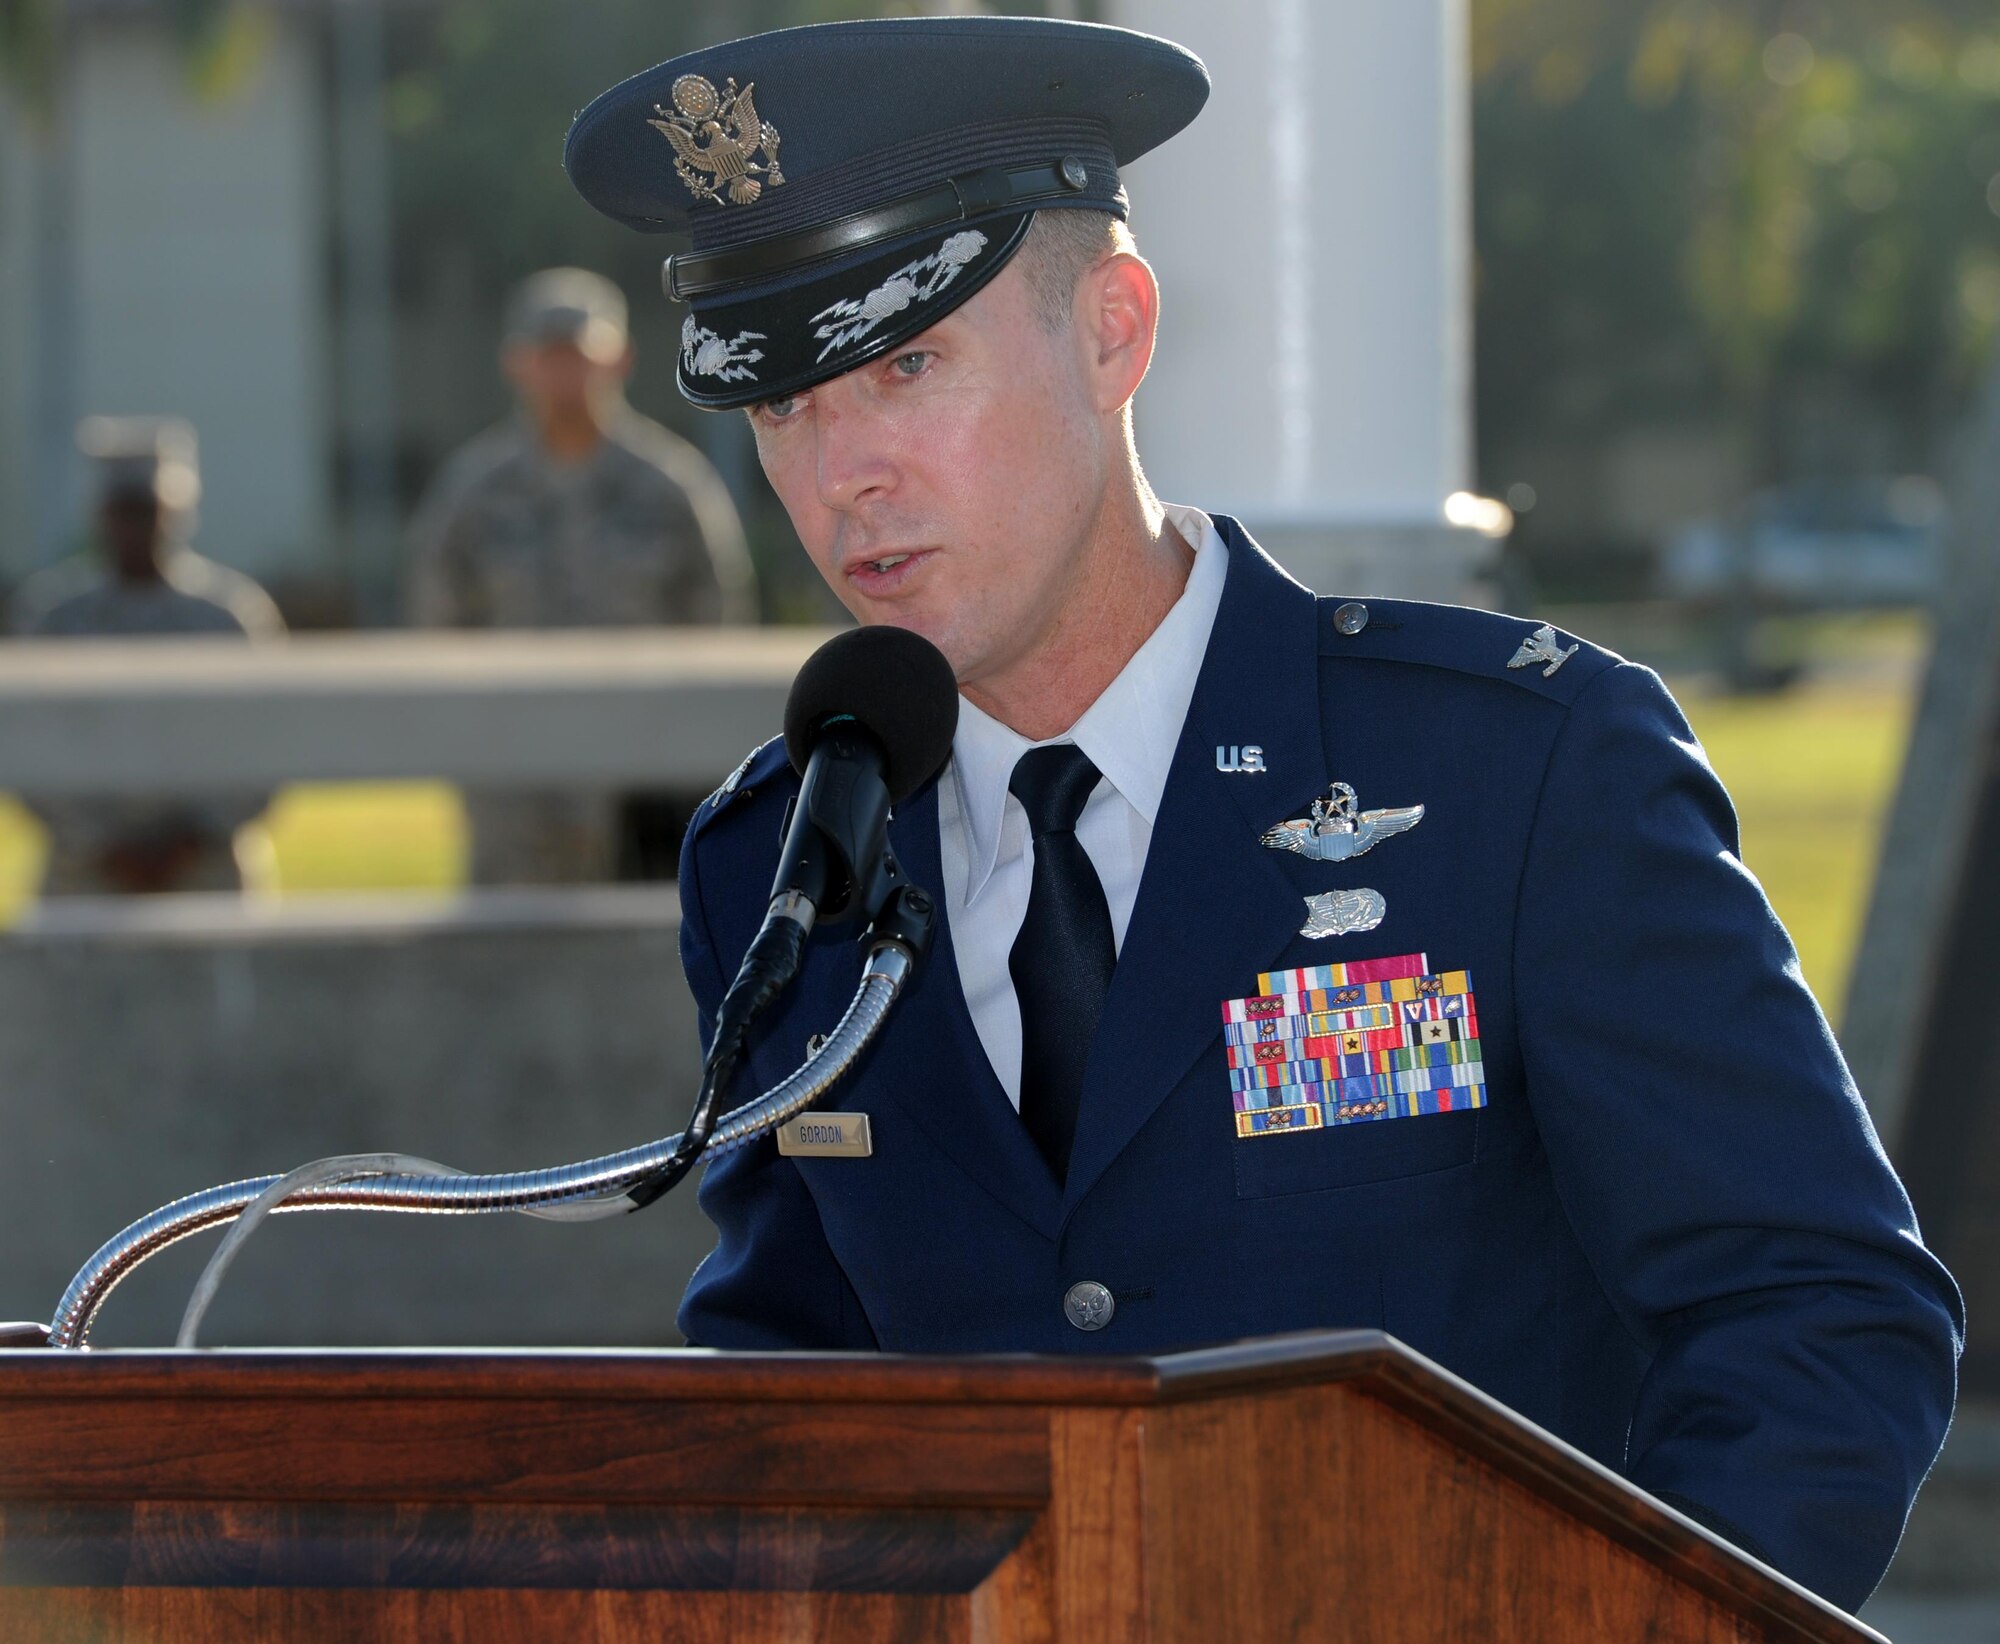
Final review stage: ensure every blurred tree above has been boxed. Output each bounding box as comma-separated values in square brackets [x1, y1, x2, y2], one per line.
[0, 0, 271, 112]
[0, 0, 58, 112]
[384, 0, 1074, 299]
[1475, 0, 2000, 567]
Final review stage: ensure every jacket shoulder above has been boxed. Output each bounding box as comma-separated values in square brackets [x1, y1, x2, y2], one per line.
[682, 734, 794, 870]
[1316, 596, 1623, 709]
[677, 734, 795, 1001]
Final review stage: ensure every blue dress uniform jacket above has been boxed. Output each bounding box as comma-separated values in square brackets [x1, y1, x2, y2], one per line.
[676, 516, 1962, 1611]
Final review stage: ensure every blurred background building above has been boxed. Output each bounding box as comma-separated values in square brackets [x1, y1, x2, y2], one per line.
[2, 1, 1999, 1633]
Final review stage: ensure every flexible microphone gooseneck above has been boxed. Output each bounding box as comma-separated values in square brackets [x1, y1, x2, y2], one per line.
[626, 625, 959, 1208]
[29, 629, 960, 1343]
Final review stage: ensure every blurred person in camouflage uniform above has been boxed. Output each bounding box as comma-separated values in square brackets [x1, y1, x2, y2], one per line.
[8, 417, 286, 896]
[407, 267, 758, 884]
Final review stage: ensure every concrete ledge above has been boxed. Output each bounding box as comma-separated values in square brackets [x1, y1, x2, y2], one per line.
[1876, 1404, 2000, 1596]
[0, 887, 717, 1348]
[0, 627, 830, 792]
[14, 885, 686, 942]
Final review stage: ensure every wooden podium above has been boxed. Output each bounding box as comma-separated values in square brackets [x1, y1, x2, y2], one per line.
[0, 1330, 1880, 1641]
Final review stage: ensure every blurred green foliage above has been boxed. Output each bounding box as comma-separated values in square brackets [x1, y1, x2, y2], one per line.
[385, 0, 826, 282]
[1, 0, 271, 111]
[1475, 1, 2000, 484]
[0, 0, 57, 110]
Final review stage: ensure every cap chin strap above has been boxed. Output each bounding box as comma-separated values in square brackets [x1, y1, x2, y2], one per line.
[663, 156, 1106, 302]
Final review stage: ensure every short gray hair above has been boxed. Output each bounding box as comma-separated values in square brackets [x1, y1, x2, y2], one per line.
[1013, 208, 1137, 331]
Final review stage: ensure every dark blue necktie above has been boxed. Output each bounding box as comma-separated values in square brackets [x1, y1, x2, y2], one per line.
[1008, 744, 1117, 1184]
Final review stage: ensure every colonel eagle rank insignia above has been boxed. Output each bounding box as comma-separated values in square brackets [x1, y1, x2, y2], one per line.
[1507, 623, 1579, 679]
[1262, 783, 1424, 864]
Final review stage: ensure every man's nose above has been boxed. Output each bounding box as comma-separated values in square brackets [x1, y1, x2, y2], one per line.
[813, 399, 895, 511]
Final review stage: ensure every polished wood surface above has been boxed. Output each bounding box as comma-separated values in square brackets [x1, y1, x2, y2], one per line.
[0, 1331, 1883, 1642]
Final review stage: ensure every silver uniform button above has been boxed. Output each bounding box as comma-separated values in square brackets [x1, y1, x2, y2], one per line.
[1064, 1280, 1115, 1332]
[1333, 601, 1369, 637]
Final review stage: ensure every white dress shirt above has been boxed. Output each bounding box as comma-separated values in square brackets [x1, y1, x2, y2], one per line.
[938, 502, 1229, 1107]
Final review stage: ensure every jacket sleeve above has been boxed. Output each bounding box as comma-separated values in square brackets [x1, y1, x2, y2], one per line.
[673, 818, 879, 1350]
[1513, 661, 1962, 1611]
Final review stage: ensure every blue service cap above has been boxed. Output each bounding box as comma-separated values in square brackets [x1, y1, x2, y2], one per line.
[564, 15, 1208, 410]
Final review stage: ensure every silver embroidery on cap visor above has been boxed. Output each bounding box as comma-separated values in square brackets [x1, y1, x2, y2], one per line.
[682, 318, 767, 382]
[810, 229, 990, 361]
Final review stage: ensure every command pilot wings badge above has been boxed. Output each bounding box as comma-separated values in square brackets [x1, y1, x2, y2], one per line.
[1261, 783, 1424, 865]
[1507, 622, 1579, 679]
[649, 74, 785, 207]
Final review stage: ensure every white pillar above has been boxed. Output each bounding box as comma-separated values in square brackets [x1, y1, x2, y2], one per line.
[0, 87, 39, 585]
[68, 18, 330, 581]
[1108, 0, 1497, 600]
[332, 0, 402, 620]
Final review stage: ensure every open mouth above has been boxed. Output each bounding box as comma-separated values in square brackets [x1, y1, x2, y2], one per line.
[847, 548, 935, 593]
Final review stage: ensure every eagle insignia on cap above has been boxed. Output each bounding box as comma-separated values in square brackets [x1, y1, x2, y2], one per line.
[648, 75, 785, 207]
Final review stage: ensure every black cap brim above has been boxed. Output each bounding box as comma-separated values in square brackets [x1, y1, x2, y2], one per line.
[675, 211, 1035, 409]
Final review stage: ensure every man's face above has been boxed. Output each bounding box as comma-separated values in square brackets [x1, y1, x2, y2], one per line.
[98, 491, 167, 583]
[504, 337, 630, 422]
[745, 260, 1109, 691]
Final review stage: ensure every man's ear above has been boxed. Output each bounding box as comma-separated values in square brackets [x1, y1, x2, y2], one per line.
[1078, 251, 1159, 416]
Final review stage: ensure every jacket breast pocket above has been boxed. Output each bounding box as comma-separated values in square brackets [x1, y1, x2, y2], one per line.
[1233, 1108, 1482, 1199]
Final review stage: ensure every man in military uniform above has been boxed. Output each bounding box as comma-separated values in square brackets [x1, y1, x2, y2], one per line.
[9, 417, 284, 895]
[565, 17, 1960, 1611]
[408, 267, 758, 883]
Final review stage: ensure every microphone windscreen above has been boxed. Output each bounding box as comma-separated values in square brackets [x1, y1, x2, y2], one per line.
[784, 625, 960, 804]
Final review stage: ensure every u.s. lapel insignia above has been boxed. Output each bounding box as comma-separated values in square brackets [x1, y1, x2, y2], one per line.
[1217, 744, 1267, 773]
[649, 75, 785, 207]
[1507, 623, 1578, 678]
[1299, 887, 1386, 938]
[1262, 782, 1423, 863]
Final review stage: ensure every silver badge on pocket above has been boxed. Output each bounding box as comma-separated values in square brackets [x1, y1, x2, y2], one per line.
[1300, 888, 1386, 938]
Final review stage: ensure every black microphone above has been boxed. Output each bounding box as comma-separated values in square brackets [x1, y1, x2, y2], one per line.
[769, 623, 961, 932]
[625, 625, 957, 1209]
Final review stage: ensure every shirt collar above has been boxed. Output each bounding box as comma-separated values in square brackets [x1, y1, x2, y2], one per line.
[948, 501, 1229, 905]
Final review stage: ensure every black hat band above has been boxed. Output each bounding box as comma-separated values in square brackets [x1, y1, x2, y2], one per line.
[664, 156, 1098, 301]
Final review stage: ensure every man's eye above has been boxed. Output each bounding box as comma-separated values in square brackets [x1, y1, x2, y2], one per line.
[756, 393, 803, 423]
[891, 350, 932, 377]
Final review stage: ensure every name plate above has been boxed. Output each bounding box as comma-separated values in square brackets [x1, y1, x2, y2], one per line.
[776, 1113, 873, 1158]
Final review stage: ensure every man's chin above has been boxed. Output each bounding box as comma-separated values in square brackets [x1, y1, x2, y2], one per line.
[851, 610, 975, 685]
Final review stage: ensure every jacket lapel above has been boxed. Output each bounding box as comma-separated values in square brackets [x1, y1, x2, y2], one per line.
[1061, 518, 1329, 1214]
[867, 778, 1066, 1237]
